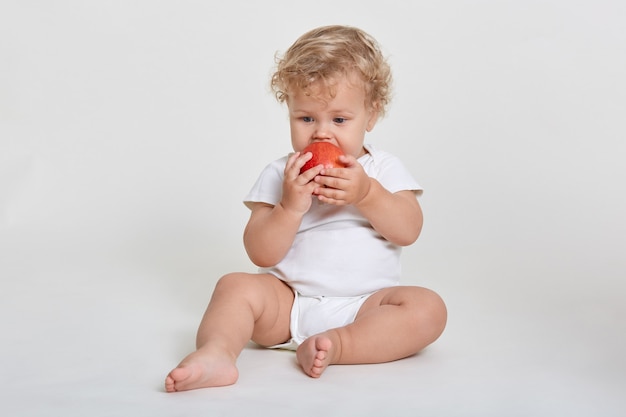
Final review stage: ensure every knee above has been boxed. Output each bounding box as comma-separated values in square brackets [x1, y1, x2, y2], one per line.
[410, 288, 447, 343]
[213, 272, 251, 295]
[427, 289, 447, 334]
[213, 272, 285, 302]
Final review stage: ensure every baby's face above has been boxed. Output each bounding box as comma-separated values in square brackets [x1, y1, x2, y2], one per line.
[286, 75, 378, 159]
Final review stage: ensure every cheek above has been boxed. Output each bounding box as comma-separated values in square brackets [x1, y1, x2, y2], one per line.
[290, 127, 309, 151]
[336, 141, 362, 159]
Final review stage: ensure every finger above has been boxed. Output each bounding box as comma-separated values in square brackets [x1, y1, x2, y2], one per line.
[284, 152, 301, 176]
[316, 192, 348, 206]
[300, 165, 324, 184]
[286, 152, 316, 181]
[314, 174, 346, 189]
[315, 185, 343, 200]
[338, 154, 358, 167]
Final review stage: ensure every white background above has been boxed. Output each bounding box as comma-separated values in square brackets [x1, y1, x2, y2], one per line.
[1, 1, 625, 416]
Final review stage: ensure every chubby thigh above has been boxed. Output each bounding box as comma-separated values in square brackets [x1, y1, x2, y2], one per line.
[227, 273, 294, 347]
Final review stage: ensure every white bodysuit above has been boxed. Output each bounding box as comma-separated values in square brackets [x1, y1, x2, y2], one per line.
[244, 144, 422, 346]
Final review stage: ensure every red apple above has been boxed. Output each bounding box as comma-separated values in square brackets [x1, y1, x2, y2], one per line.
[299, 142, 346, 173]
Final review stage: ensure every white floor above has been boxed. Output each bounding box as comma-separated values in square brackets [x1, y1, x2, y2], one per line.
[2, 241, 624, 417]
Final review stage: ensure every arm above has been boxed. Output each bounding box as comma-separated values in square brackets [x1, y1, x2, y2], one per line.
[243, 152, 324, 267]
[313, 156, 423, 246]
[243, 202, 303, 267]
[354, 181, 422, 246]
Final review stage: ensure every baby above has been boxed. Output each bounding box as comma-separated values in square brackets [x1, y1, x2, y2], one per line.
[165, 25, 447, 392]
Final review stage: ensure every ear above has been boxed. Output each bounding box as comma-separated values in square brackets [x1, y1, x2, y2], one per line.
[366, 106, 380, 132]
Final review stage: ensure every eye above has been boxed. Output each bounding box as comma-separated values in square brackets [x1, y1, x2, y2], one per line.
[333, 117, 346, 124]
[302, 116, 314, 123]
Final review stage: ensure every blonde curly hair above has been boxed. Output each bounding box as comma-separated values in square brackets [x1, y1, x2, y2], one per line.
[270, 25, 393, 116]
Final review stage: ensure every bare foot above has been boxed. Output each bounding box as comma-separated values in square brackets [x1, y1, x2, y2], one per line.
[296, 334, 335, 378]
[164, 348, 239, 392]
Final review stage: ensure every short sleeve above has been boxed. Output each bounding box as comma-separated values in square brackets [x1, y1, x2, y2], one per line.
[361, 145, 423, 196]
[243, 157, 287, 209]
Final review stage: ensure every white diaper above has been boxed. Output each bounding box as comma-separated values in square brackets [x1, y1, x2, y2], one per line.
[270, 291, 374, 351]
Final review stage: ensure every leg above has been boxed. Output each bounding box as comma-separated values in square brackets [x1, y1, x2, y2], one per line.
[165, 272, 294, 391]
[296, 286, 446, 377]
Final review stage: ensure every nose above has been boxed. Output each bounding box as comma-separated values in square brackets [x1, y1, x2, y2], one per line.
[313, 121, 332, 140]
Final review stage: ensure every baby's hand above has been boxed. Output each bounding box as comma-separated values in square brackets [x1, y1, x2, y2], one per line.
[281, 152, 324, 214]
[313, 155, 371, 206]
